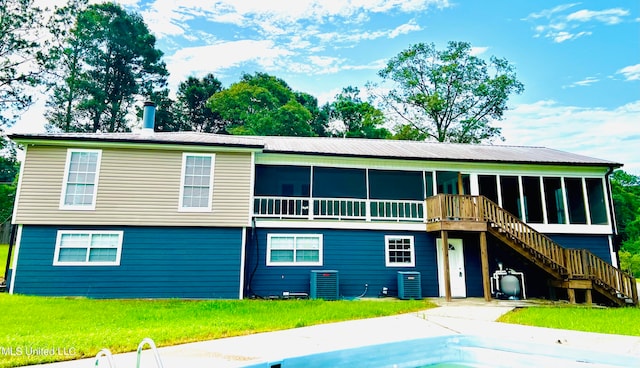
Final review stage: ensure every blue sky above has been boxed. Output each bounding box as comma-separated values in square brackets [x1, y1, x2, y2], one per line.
[15, 1, 640, 173]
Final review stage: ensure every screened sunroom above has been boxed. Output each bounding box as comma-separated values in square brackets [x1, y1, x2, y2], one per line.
[252, 164, 611, 227]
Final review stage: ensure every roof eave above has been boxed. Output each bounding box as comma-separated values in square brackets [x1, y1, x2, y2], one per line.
[262, 149, 623, 168]
[8, 134, 265, 151]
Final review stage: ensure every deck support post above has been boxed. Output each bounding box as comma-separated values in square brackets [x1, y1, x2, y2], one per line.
[441, 230, 452, 302]
[480, 231, 491, 302]
[457, 172, 463, 194]
[585, 289, 592, 305]
[567, 288, 576, 304]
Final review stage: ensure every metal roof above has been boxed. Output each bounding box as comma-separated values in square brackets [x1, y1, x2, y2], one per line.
[261, 136, 620, 167]
[9, 132, 621, 167]
[9, 131, 264, 149]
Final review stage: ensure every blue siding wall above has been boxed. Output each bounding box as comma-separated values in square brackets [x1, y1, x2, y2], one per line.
[245, 228, 441, 299]
[548, 234, 612, 264]
[458, 234, 484, 298]
[13, 226, 243, 299]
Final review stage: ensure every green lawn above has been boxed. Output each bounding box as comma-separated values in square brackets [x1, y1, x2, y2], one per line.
[498, 306, 640, 336]
[0, 244, 9, 280]
[0, 294, 435, 367]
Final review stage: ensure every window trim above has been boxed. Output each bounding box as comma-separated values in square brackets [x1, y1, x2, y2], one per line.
[178, 153, 215, 212]
[385, 235, 415, 267]
[53, 230, 123, 266]
[59, 149, 102, 210]
[266, 233, 323, 266]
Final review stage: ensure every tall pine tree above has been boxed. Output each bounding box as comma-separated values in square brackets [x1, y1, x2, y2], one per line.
[45, 2, 168, 132]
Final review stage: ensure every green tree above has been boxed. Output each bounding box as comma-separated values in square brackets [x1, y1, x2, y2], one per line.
[295, 92, 328, 136]
[207, 73, 315, 136]
[175, 74, 224, 132]
[45, 2, 168, 132]
[43, 0, 89, 132]
[0, 0, 45, 128]
[611, 170, 640, 277]
[375, 41, 524, 143]
[0, 139, 19, 223]
[324, 86, 390, 139]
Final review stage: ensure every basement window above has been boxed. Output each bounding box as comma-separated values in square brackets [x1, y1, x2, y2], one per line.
[54, 231, 123, 266]
[385, 235, 415, 267]
[267, 234, 323, 266]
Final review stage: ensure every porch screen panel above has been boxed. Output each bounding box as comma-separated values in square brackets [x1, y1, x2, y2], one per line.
[369, 169, 423, 200]
[522, 176, 543, 223]
[543, 177, 566, 224]
[313, 167, 366, 198]
[500, 176, 522, 219]
[586, 178, 608, 225]
[254, 165, 310, 197]
[478, 175, 499, 203]
[425, 171, 434, 197]
[565, 178, 587, 224]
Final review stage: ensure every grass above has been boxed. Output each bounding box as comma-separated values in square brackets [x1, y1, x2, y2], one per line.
[0, 294, 435, 367]
[498, 305, 640, 336]
[0, 244, 8, 279]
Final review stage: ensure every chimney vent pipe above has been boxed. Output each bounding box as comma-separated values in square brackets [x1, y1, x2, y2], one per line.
[142, 101, 156, 135]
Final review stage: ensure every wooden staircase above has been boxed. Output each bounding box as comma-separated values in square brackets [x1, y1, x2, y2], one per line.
[426, 194, 638, 306]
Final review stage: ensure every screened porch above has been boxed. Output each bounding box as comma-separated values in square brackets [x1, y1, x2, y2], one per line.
[252, 164, 612, 227]
[253, 165, 428, 221]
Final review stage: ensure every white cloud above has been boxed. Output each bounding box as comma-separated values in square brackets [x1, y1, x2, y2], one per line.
[164, 40, 293, 92]
[314, 20, 423, 44]
[566, 8, 629, 25]
[525, 3, 579, 20]
[617, 64, 640, 81]
[525, 5, 630, 43]
[566, 77, 599, 88]
[388, 20, 423, 38]
[470, 47, 489, 56]
[502, 100, 640, 174]
[553, 30, 592, 43]
[145, 0, 448, 38]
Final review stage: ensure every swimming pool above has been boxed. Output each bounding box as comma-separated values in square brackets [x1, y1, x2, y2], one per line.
[242, 335, 636, 368]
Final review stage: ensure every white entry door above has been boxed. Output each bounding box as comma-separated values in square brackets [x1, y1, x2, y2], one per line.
[436, 238, 466, 298]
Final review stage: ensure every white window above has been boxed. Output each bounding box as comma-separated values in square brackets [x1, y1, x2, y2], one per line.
[179, 153, 215, 211]
[385, 235, 415, 267]
[267, 234, 323, 266]
[60, 149, 102, 210]
[53, 231, 123, 266]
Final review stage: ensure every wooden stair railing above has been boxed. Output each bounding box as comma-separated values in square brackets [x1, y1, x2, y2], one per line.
[425, 194, 638, 306]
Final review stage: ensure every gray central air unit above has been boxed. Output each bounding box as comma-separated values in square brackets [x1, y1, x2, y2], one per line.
[398, 271, 422, 300]
[310, 270, 339, 300]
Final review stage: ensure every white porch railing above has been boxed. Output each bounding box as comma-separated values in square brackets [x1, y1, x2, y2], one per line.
[253, 196, 425, 222]
[369, 199, 424, 221]
[253, 197, 310, 218]
[314, 198, 367, 220]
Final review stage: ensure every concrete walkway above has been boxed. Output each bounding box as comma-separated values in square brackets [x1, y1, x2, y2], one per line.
[30, 299, 640, 368]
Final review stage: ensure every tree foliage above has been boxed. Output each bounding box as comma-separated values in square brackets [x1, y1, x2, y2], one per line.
[376, 41, 524, 143]
[175, 74, 224, 133]
[207, 73, 316, 136]
[45, 1, 168, 133]
[0, 0, 45, 128]
[611, 170, 640, 277]
[323, 86, 390, 139]
[0, 139, 19, 223]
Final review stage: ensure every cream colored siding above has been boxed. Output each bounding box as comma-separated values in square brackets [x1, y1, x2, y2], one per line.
[14, 146, 252, 226]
